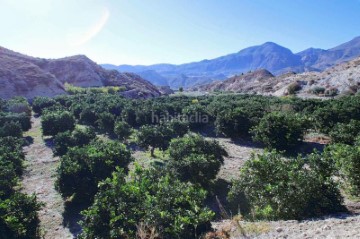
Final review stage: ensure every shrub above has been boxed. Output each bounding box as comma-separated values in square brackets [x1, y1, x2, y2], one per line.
[228, 151, 343, 220]
[32, 97, 57, 115]
[0, 113, 31, 131]
[41, 111, 75, 136]
[0, 193, 42, 239]
[325, 88, 339, 97]
[96, 112, 115, 134]
[114, 120, 132, 141]
[311, 86, 326, 95]
[53, 127, 96, 156]
[251, 112, 306, 150]
[329, 120, 360, 145]
[56, 140, 132, 202]
[215, 108, 252, 137]
[287, 82, 301, 95]
[168, 134, 227, 186]
[324, 144, 360, 196]
[0, 161, 17, 199]
[0, 137, 25, 176]
[0, 121, 23, 138]
[79, 167, 214, 239]
[166, 119, 189, 138]
[80, 108, 98, 126]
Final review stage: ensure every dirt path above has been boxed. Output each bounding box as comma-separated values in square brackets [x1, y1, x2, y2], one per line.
[22, 116, 73, 239]
[209, 137, 263, 181]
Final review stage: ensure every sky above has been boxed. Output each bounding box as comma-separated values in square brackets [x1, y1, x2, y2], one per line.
[1, 0, 360, 65]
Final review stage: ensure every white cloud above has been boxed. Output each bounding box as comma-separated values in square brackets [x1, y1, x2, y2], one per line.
[69, 7, 110, 47]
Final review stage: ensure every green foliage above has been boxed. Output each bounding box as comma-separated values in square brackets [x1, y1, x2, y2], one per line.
[0, 121, 23, 138]
[0, 132, 42, 239]
[64, 83, 125, 95]
[79, 167, 214, 239]
[166, 119, 189, 138]
[329, 120, 360, 145]
[41, 111, 75, 136]
[0, 193, 42, 239]
[228, 151, 343, 220]
[251, 112, 307, 150]
[324, 144, 360, 196]
[168, 134, 227, 186]
[0, 137, 25, 176]
[56, 140, 132, 202]
[5, 97, 31, 116]
[96, 112, 115, 134]
[215, 108, 253, 137]
[54, 127, 96, 156]
[136, 125, 173, 157]
[32, 97, 57, 115]
[114, 120, 132, 141]
[80, 108, 98, 126]
[0, 113, 31, 131]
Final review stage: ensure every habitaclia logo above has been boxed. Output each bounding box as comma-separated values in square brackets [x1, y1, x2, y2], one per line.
[151, 112, 209, 124]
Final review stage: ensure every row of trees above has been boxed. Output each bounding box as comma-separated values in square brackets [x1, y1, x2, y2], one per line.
[0, 98, 42, 239]
[33, 93, 360, 151]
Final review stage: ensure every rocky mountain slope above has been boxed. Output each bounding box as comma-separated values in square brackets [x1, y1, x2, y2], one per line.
[192, 56, 360, 97]
[0, 47, 161, 100]
[103, 36, 360, 89]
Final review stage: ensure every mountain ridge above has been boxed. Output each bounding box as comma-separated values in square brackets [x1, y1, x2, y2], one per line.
[103, 36, 360, 89]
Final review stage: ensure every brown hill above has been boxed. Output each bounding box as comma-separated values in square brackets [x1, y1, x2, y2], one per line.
[0, 47, 161, 99]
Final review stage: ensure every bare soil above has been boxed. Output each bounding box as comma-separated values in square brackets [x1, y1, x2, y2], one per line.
[21, 116, 73, 239]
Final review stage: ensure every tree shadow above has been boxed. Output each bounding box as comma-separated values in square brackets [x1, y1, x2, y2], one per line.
[284, 141, 326, 158]
[62, 202, 91, 237]
[44, 138, 55, 149]
[205, 178, 248, 220]
[24, 136, 34, 145]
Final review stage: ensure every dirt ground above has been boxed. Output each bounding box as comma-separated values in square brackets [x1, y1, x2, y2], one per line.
[22, 116, 73, 239]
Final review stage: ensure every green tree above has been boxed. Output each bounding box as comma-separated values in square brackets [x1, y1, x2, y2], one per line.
[79, 167, 214, 239]
[228, 151, 343, 220]
[0, 121, 23, 138]
[114, 120, 132, 141]
[168, 134, 227, 186]
[41, 111, 75, 136]
[136, 125, 172, 157]
[56, 140, 132, 202]
[324, 143, 360, 196]
[251, 112, 306, 150]
[329, 120, 360, 145]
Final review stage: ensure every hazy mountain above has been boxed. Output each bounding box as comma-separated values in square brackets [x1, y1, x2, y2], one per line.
[0, 47, 161, 100]
[192, 56, 360, 97]
[103, 36, 360, 89]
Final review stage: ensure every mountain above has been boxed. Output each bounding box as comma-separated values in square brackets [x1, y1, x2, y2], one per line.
[0, 47, 161, 100]
[103, 36, 360, 89]
[192, 56, 360, 97]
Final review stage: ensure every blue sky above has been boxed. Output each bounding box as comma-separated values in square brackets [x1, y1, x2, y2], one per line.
[1, 0, 360, 65]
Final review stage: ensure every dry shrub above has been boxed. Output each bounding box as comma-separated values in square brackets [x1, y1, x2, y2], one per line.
[203, 230, 230, 239]
[136, 223, 161, 239]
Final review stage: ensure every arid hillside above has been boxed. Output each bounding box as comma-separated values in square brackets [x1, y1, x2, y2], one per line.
[0, 47, 162, 99]
[192, 56, 360, 97]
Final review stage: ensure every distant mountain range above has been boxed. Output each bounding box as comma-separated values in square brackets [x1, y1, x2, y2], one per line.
[103, 36, 360, 89]
[0, 47, 162, 100]
[192, 56, 360, 97]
